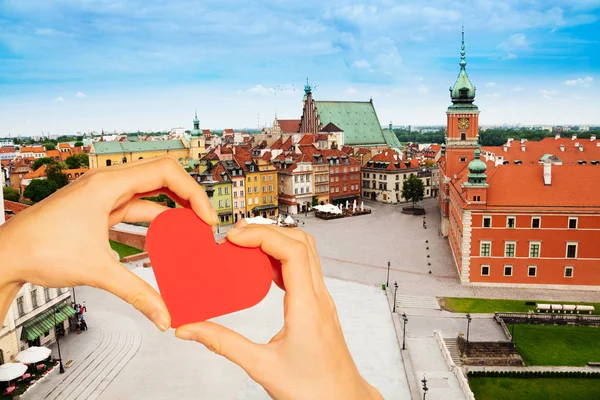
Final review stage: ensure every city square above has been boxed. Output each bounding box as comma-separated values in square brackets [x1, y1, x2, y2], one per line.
[19, 198, 599, 400]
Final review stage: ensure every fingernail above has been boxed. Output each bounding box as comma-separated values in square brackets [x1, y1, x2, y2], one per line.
[176, 330, 196, 341]
[153, 312, 170, 332]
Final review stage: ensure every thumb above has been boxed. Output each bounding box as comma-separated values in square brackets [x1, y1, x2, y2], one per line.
[95, 253, 171, 332]
[175, 321, 264, 375]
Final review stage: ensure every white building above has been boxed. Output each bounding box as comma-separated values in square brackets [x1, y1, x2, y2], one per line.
[275, 156, 313, 215]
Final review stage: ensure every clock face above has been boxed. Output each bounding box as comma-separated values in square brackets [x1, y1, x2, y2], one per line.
[458, 118, 469, 130]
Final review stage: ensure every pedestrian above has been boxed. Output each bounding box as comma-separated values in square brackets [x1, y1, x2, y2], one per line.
[83, 301, 87, 312]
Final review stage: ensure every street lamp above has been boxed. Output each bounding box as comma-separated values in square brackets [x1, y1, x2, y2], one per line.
[393, 282, 398, 313]
[466, 313, 472, 351]
[402, 312, 408, 350]
[52, 305, 65, 374]
[71, 287, 76, 304]
[421, 375, 428, 400]
[386, 260, 391, 289]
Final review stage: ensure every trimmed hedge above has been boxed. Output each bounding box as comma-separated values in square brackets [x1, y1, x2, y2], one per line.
[468, 370, 600, 379]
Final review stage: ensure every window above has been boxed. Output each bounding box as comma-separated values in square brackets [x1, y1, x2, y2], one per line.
[262, 176, 266, 182]
[506, 216, 516, 228]
[240, 180, 244, 186]
[241, 200, 245, 207]
[529, 242, 540, 258]
[566, 243, 578, 259]
[225, 187, 229, 195]
[234, 201, 238, 208]
[268, 185, 273, 192]
[480, 241, 491, 257]
[504, 265, 513, 276]
[295, 188, 298, 195]
[17, 296, 25, 317]
[31, 288, 38, 309]
[254, 196, 258, 204]
[459, 157, 467, 162]
[568, 217, 578, 229]
[240, 189, 244, 196]
[269, 175, 273, 181]
[254, 176, 258, 181]
[331, 187, 334, 193]
[218, 187, 222, 195]
[531, 217, 541, 229]
[460, 132, 466, 141]
[269, 196, 273, 202]
[218, 200, 223, 208]
[263, 196, 266, 203]
[295, 176, 298, 183]
[481, 265, 490, 276]
[254, 186, 258, 193]
[248, 187, 252, 194]
[564, 266, 574, 278]
[44, 287, 50, 302]
[106, 159, 112, 166]
[505, 242, 516, 258]
[482, 216, 492, 228]
[528, 266, 537, 277]
[248, 198, 253, 205]
[262, 186, 266, 192]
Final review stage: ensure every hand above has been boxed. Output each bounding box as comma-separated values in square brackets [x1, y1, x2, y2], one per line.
[0, 156, 218, 331]
[175, 224, 383, 400]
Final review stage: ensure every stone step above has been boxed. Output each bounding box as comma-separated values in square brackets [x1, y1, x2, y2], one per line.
[443, 338, 463, 367]
[395, 295, 440, 310]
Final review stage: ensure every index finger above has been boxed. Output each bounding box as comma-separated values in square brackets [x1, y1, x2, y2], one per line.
[104, 156, 218, 226]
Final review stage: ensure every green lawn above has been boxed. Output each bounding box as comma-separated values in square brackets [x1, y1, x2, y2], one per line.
[109, 240, 143, 260]
[512, 324, 600, 366]
[470, 377, 600, 400]
[442, 297, 600, 315]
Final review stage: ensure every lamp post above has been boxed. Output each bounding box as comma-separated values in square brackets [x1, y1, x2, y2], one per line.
[386, 260, 391, 289]
[393, 282, 398, 313]
[402, 312, 408, 350]
[421, 375, 428, 400]
[71, 287, 76, 304]
[52, 305, 65, 374]
[466, 313, 472, 351]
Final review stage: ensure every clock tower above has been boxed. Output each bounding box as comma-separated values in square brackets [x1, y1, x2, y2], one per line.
[444, 28, 479, 180]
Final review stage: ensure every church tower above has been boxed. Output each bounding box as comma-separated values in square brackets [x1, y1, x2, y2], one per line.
[189, 110, 206, 159]
[444, 28, 480, 180]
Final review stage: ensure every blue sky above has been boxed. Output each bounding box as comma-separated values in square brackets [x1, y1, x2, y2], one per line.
[0, 0, 599, 135]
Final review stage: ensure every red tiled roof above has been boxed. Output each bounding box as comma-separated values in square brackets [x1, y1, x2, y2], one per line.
[281, 137, 293, 152]
[0, 147, 14, 154]
[19, 146, 33, 153]
[261, 151, 272, 161]
[223, 129, 234, 134]
[298, 135, 315, 145]
[46, 149, 61, 159]
[482, 137, 600, 165]
[23, 164, 47, 179]
[4, 200, 29, 220]
[364, 150, 408, 171]
[423, 144, 441, 158]
[319, 122, 342, 133]
[202, 129, 211, 135]
[33, 147, 45, 153]
[58, 143, 71, 149]
[316, 134, 330, 141]
[63, 168, 89, 180]
[277, 119, 300, 134]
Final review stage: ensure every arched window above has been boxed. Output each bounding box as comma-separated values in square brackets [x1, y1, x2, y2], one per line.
[122, 156, 127, 163]
[106, 160, 112, 166]
[138, 157, 143, 160]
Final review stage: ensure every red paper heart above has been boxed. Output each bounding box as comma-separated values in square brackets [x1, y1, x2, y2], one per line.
[146, 208, 274, 328]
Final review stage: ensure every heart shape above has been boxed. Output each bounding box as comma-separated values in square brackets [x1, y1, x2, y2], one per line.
[146, 208, 274, 328]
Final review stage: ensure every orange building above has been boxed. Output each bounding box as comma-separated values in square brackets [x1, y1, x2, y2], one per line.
[438, 31, 600, 289]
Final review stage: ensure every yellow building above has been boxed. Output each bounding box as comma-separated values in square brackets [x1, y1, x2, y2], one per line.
[89, 140, 190, 169]
[234, 150, 278, 218]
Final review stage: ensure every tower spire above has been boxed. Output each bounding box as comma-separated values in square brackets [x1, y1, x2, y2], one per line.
[460, 25, 466, 69]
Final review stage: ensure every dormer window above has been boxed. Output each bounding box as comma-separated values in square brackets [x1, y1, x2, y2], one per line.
[459, 88, 469, 98]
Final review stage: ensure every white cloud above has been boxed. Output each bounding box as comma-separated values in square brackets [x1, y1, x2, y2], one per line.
[563, 76, 594, 87]
[507, 53, 518, 59]
[499, 33, 528, 52]
[75, 92, 86, 98]
[351, 59, 370, 69]
[35, 28, 56, 36]
[539, 89, 558, 100]
[485, 93, 502, 98]
[345, 87, 358, 94]
[512, 86, 524, 92]
[417, 86, 429, 95]
[485, 82, 496, 87]
[52, 97, 65, 103]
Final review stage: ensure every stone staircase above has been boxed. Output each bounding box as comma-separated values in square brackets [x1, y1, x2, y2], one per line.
[395, 295, 441, 310]
[444, 338, 463, 367]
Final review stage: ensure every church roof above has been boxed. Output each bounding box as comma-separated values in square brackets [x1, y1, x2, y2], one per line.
[277, 119, 301, 134]
[314, 101, 398, 147]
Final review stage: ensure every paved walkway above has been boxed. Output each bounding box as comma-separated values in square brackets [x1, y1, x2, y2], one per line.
[25, 310, 141, 400]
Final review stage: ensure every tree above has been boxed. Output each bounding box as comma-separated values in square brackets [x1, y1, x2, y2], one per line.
[74, 141, 84, 147]
[402, 174, 425, 209]
[2, 186, 19, 202]
[46, 164, 69, 188]
[23, 179, 58, 202]
[32, 157, 56, 171]
[312, 195, 319, 207]
[43, 143, 56, 150]
[76, 136, 84, 141]
[64, 153, 89, 169]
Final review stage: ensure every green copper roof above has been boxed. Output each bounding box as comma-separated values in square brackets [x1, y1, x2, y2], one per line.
[450, 29, 477, 107]
[315, 101, 398, 147]
[466, 145, 488, 186]
[92, 140, 187, 155]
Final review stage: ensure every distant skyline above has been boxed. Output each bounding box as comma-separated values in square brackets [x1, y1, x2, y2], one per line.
[0, 0, 599, 135]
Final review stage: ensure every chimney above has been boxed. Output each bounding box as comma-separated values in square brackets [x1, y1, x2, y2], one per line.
[560, 144, 565, 152]
[572, 134, 577, 141]
[521, 144, 526, 152]
[503, 145, 508, 152]
[579, 145, 584, 152]
[591, 135, 596, 142]
[543, 163, 552, 186]
[575, 142, 580, 147]
[507, 138, 513, 146]
[521, 138, 527, 144]
[555, 134, 560, 140]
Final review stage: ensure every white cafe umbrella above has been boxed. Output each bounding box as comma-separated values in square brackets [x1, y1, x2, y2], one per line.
[361, 202, 365, 211]
[16, 346, 51, 364]
[331, 206, 342, 214]
[346, 200, 349, 209]
[0, 363, 27, 382]
[353, 199, 357, 210]
[284, 215, 295, 224]
[245, 216, 277, 225]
